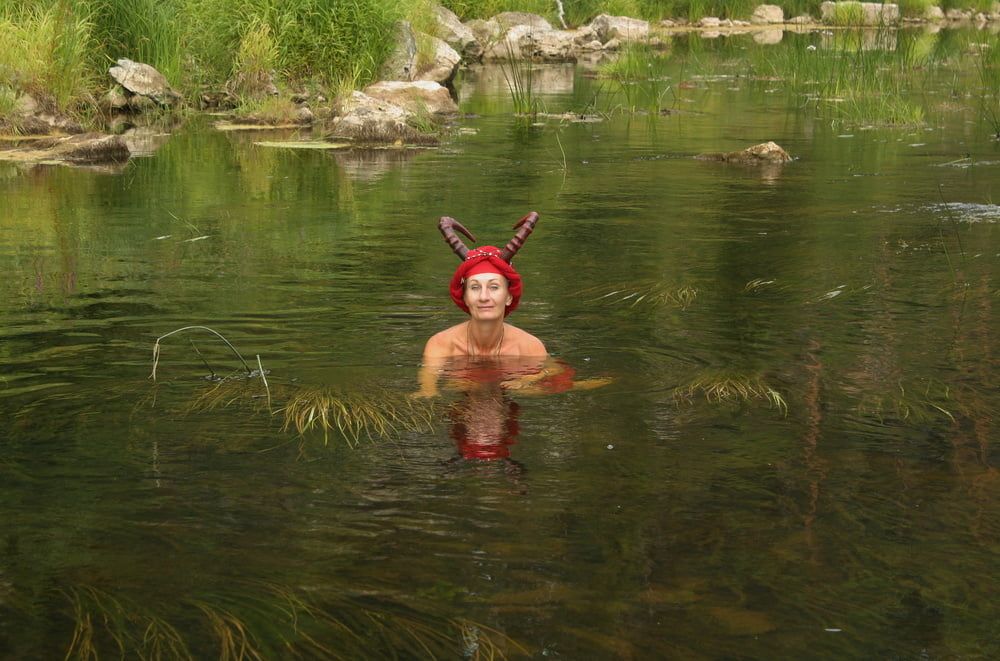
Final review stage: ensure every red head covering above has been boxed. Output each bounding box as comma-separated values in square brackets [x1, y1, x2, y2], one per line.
[449, 246, 522, 316]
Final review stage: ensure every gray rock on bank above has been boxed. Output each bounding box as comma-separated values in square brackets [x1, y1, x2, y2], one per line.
[327, 91, 440, 145]
[434, 5, 482, 61]
[363, 80, 458, 115]
[108, 59, 181, 107]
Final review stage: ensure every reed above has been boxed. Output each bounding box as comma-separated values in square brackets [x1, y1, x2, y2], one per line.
[752, 28, 931, 127]
[499, 39, 540, 119]
[597, 41, 672, 114]
[976, 35, 1000, 139]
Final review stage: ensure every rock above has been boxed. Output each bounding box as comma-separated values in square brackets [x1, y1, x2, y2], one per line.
[660, 19, 676, 27]
[102, 85, 130, 111]
[820, 2, 900, 25]
[434, 5, 481, 61]
[466, 18, 503, 48]
[589, 14, 650, 43]
[108, 58, 180, 106]
[226, 69, 279, 99]
[295, 106, 314, 123]
[945, 8, 971, 21]
[699, 17, 721, 28]
[696, 141, 792, 164]
[788, 15, 814, 24]
[925, 6, 945, 21]
[413, 35, 461, 84]
[751, 4, 785, 24]
[328, 91, 437, 145]
[483, 24, 535, 60]
[603, 37, 622, 51]
[14, 93, 38, 115]
[494, 12, 552, 31]
[363, 80, 458, 114]
[524, 28, 578, 61]
[54, 133, 131, 164]
[381, 21, 418, 81]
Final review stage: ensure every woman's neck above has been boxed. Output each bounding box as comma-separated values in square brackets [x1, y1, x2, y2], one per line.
[466, 319, 505, 357]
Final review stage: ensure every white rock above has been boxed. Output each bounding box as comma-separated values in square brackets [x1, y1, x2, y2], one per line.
[363, 80, 458, 114]
[751, 4, 785, 24]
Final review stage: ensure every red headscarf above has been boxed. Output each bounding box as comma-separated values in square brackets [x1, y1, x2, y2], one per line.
[449, 246, 522, 316]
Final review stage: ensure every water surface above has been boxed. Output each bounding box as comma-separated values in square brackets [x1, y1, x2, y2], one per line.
[1, 29, 999, 659]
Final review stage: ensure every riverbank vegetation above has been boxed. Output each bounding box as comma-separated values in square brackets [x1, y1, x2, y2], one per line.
[0, 0, 997, 132]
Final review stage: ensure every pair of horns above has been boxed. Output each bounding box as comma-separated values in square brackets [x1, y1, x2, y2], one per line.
[438, 211, 539, 262]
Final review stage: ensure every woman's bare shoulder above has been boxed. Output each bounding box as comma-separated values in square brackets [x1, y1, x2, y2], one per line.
[423, 323, 465, 358]
[505, 324, 548, 356]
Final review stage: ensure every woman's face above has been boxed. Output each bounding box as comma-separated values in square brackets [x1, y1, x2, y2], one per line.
[464, 273, 512, 321]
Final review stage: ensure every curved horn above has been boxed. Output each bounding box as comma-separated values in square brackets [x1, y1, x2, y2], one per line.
[500, 211, 539, 262]
[438, 216, 476, 260]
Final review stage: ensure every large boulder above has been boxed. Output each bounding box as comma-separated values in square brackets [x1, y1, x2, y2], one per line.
[434, 5, 481, 61]
[363, 80, 458, 114]
[523, 28, 578, 61]
[589, 14, 650, 43]
[483, 24, 535, 60]
[751, 5, 785, 24]
[108, 59, 181, 106]
[695, 141, 792, 164]
[413, 35, 461, 85]
[328, 91, 437, 145]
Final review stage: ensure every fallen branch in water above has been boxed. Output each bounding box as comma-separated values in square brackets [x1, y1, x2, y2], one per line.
[150, 325, 252, 381]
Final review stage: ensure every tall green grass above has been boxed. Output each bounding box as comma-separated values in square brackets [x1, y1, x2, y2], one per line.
[597, 42, 672, 113]
[752, 29, 931, 127]
[0, 2, 94, 112]
[977, 35, 1000, 138]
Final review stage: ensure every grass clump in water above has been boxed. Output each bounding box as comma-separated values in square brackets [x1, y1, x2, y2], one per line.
[281, 386, 437, 445]
[597, 42, 672, 114]
[580, 280, 699, 310]
[675, 369, 788, 415]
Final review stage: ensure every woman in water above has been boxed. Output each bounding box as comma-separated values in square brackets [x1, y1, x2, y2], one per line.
[422, 212, 546, 360]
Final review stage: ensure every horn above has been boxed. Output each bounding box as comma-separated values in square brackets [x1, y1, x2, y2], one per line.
[500, 211, 539, 262]
[438, 216, 476, 260]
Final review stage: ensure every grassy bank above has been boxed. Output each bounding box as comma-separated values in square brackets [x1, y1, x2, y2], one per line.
[0, 0, 997, 131]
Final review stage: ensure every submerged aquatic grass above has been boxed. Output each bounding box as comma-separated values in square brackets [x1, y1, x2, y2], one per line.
[675, 369, 788, 415]
[856, 378, 956, 424]
[280, 387, 437, 444]
[580, 280, 699, 310]
[62, 581, 526, 659]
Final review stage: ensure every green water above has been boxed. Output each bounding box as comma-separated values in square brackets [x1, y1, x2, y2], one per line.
[1, 30, 999, 658]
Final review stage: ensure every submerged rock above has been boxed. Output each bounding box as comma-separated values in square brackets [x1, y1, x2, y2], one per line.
[695, 141, 792, 164]
[0, 133, 130, 165]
